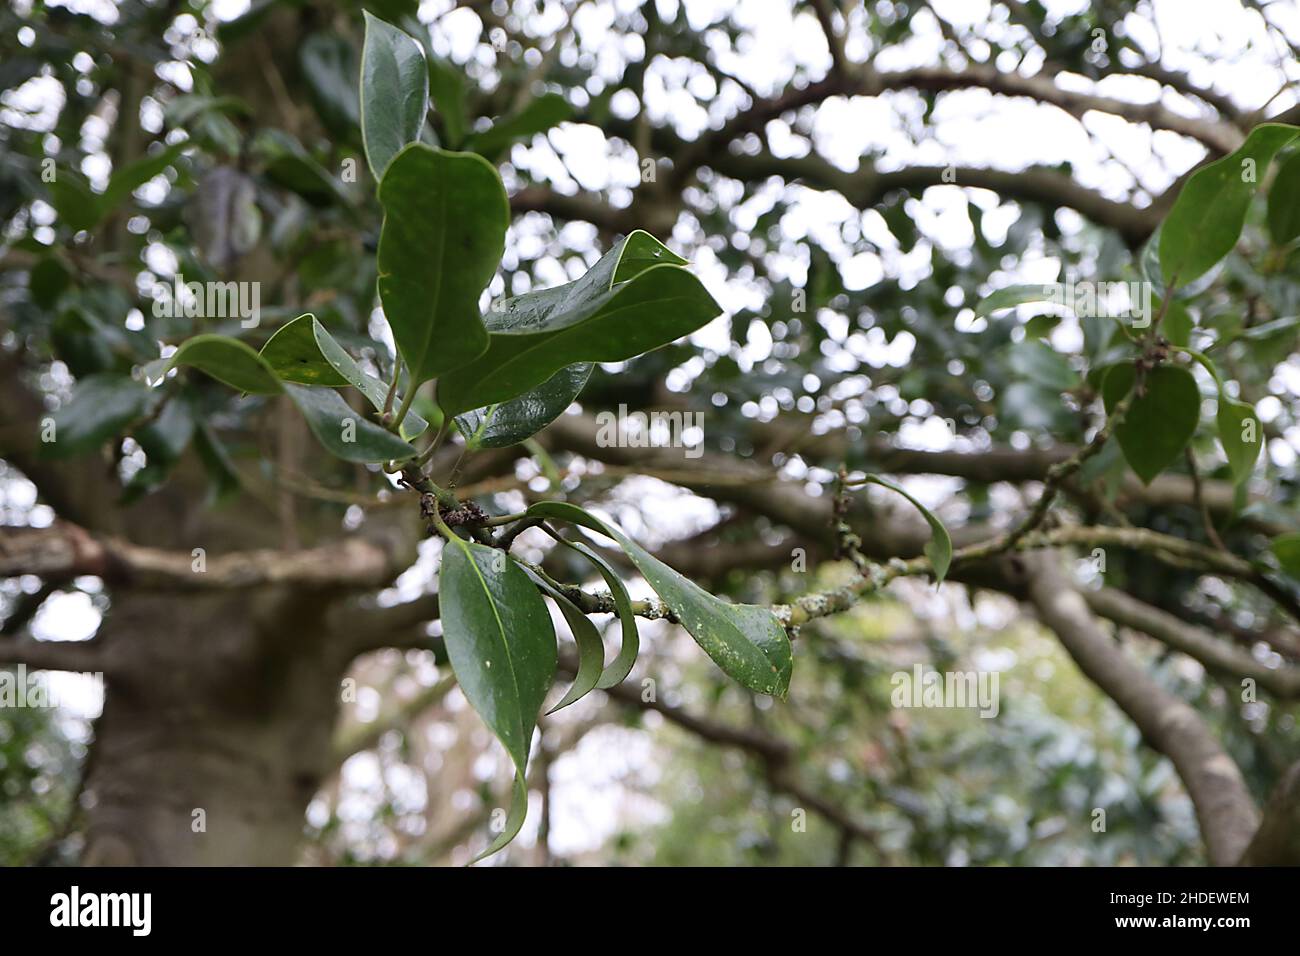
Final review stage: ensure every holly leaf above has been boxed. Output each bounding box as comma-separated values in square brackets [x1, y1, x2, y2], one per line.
[526, 501, 791, 697]
[439, 538, 556, 860]
[360, 11, 428, 179]
[376, 144, 508, 384]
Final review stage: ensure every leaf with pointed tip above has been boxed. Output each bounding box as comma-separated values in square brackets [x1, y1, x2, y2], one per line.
[1217, 396, 1262, 485]
[1160, 123, 1300, 286]
[376, 144, 508, 384]
[525, 501, 790, 697]
[1103, 363, 1201, 485]
[561, 537, 640, 690]
[310, 319, 429, 440]
[520, 568, 605, 714]
[439, 264, 721, 417]
[259, 315, 427, 439]
[857, 475, 953, 584]
[282, 382, 416, 463]
[260, 314, 350, 386]
[160, 335, 283, 394]
[439, 538, 556, 859]
[360, 11, 428, 179]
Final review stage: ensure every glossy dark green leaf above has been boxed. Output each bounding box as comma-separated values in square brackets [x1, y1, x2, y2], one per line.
[44, 373, 157, 459]
[526, 501, 791, 697]
[1267, 150, 1300, 246]
[1102, 363, 1202, 485]
[160, 335, 284, 394]
[858, 475, 952, 584]
[455, 363, 592, 448]
[260, 314, 350, 386]
[450, 231, 684, 438]
[376, 144, 508, 384]
[520, 568, 605, 714]
[469, 92, 573, 160]
[1217, 396, 1262, 485]
[1159, 123, 1299, 285]
[439, 264, 721, 417]
[282, 382, 416, 463]
[360, 11, 428, 179]
[309, 318, 429, 440]
[438, 538, 556, 859]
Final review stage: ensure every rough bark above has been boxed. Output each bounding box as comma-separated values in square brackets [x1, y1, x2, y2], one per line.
[81, 588, 352, 865]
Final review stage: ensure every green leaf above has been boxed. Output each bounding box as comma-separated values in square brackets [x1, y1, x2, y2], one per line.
[124, 394, 197, 496]
[1272, 533, 1300, 579]
[1159, 123, 1300, 285]
[858, 475, 952, 584]
[427, 54, 468, 147]
[1162, 300, 1195, 348]
[159, 335, 284, 394]
[1267, 150, 1300, 246]
[455, 363, 592, 449]
[44, 373, 157, 459]
[439, 264, 721, 417]
[1217, 396, 1262, 485]
[438, 538, 556, 859]
[308, 318, 428, 440]
[555, 535, 640, 689]
[282, 382, 416, 463]
[299, 32, 361, 138]
[525, 502, 791, 697]
[1023, 314, 1060, 340]
[520, 568, 605, 714]
[974, 284, 1055, 317]
[193, 419, 241, 504]
[47, 169, 100, 232]
[1102, 363, 1202, 485]
[469, 92, 573, 160]
[376, 144, 508, 384]
[259, 314, 350, 386]
[450, 231, 685, 437]
[360, 11, 429, 179]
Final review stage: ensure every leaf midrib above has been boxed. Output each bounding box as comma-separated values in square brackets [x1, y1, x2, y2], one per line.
[451, 538, 528, 763]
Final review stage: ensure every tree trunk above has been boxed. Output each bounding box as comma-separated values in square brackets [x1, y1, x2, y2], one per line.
[81, 588, 347, 865]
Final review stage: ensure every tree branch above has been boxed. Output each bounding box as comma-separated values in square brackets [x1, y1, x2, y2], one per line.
[1022, 555, 1259, 866]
